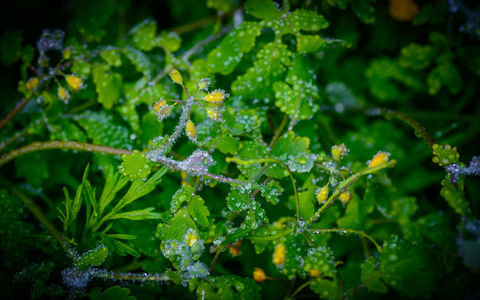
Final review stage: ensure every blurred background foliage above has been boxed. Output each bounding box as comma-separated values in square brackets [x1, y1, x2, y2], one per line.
[0, 0, 479, 299]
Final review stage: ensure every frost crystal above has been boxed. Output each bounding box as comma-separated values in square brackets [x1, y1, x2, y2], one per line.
[37, 29, 65, 53]
[61, 267, 90, 290]
[178, 149, 216, 175]
[446, 156, 480, 185]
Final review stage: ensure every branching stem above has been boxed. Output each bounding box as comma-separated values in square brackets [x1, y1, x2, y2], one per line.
[0, 141, 132, 167]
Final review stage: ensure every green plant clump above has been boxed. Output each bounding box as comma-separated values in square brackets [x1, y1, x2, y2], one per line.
[1, 0, 479, 299]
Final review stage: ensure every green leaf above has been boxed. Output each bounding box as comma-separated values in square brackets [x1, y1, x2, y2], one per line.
[440, 179, 469, 216]
[282, 233, 307, 279]
[223, 209, 257, 245]
[75, 111, 132, 149]
[427, 63, 461, 95]
[310, 277, 341, 300]
[337, 193, 366, 230]
[227, 188, 251, 212]
[267, 8, 329, 53]
[73, 0, 117, 42]
[365, 57, 422, 102]
[303, 246, 337, 277]
[0, 30, 22, 65]
[92, 64, 123, 109]
[215, 135, 240, 155]
[244, 0, 282, 20]
[164, 269, 183, 285]
[109, 207, 161, 220]
[350, 0, 376, 24]
[163, 208, 196, 242]
[171, 185, 195, 213]
[101, 47, 122, 67]
[198, 275, 261, 300]
[273, 80, 319, 121]
[122, 46, 153, 79]
[399, 43, 436, 70]
[360, 256, 388, 293]
[361, 235, 439, 298]
[157, 31, 181, 52]
[290, 174, 317, 219]
[89, 285, 136, 300]
[207, 22, 262, 75]
[49, 118, 86, 142]
[432, 143, 461, 167]
[118, 150, 153, 180]
[259, 180, 283, 205]
[189, 196, 210, 227]
[224, 108, 262, 135]
[76, 246, 109, 270]
[270, 131, 308, 158]
[101, 234, 140, 257]
[232, 42, 291, 103]
[129, 19, 158, 51]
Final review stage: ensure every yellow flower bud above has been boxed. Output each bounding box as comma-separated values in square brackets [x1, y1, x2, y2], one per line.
[331, 143, 349, 161]
[66, 75, 83, 91]
[155, 105, 173, 120]
[26, 77, 40, 91]
[206, 107, 222, 121]
[186, 119, 197, 141]
[197, 78, 210, 91]
[273, 243, 286, 266]
[169, 68, 183, 85]
[316, 186, 329, 203]
[154, 100, 167, 113]
[339, 189, 352, 203]
[186, 230, 199, 247]
[58, 87, 70, 102]
[369, 151, 390, 168]
[309, 269, 321, 277]
[63, 48, 73, 59]
[253, 268, 266, 282]
[205, 89, 227, 104]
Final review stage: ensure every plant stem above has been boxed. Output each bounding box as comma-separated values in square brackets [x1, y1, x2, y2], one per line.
[0, 97, 31, 130]
[290, 279, 314, 298]
[89, 268, 171, 282]
[269, 114, 289, 148]
[366, 108, 437, 149]
[0, 141, 133, 167]
[305, 160, 396, 227]
[11, 186, 77, 260]
[307, 228, 382, 253]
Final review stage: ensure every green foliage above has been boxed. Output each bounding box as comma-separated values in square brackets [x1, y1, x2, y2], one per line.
[1, 0, 479, 299]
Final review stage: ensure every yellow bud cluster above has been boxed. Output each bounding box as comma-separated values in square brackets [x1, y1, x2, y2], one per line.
[369, 151, 390, 168]
[316, 186, 329, 203]
[169, 68, 183, 85]
[331, 143, 349, 161]
[253, 268, 266, 282]
[58, 87, 70, 102]
[339, 189, 352, 203]
[205, 89, 227, 104]
[309, 269, 322, 277]
[66, 75, 83, 91]
[26, 77, 40, 91]
[186, 119, 197, 141]
[273, 243, 286, 266]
